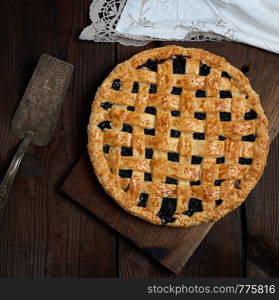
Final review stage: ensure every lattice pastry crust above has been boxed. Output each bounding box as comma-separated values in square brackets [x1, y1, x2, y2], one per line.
[88, 46, 269, 227]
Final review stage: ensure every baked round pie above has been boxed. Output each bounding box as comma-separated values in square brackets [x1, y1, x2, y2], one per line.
[88, 45, 269, 227]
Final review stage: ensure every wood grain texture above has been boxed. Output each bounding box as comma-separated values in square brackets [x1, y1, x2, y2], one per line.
[246, 135, 279, 277]
[118, 203, 243, 277]
[116, 41, 279, 277]
[0, 0, 278, 278]
[0, 0, 117, 278]
[62, 41, 279, 275]
[61, 155, 215, 273]
[113, 41, 278, 276]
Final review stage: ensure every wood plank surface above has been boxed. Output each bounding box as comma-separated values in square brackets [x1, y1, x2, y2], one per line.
[0, 0, 278, 277]
[246, 135, 279, 277]
[115, 42, 242, 277]
[62, 41, 279, 275]
[0, 0, 117, 277]
[61, 155, 215, 274]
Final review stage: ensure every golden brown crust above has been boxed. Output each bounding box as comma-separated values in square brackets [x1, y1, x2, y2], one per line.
[88, 45, 269, 227]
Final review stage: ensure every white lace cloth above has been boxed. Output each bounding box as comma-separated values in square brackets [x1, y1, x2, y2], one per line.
[80, 0, 279, 53]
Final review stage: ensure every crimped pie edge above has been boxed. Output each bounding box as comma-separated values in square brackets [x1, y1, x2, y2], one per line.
[87, 45, 269, 227]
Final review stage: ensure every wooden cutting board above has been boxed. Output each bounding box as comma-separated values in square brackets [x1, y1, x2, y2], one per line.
[62, 43, 279, 273]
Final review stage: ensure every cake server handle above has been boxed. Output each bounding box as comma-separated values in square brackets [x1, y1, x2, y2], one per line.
[0, 130, 34, 221]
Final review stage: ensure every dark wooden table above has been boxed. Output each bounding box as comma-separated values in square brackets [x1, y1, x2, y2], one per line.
[0, 0, 278, 278]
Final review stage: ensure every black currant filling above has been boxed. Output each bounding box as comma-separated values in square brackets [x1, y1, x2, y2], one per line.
[244, 109, 257, 120]
[234, 180, 241, 189]
[131, 81, 139, 93]
[196, 90, 206, 98]
[239, 157, 253, 165]
[119, 169, 132, 178]
[165, 177, 178, 185]
[144, 173, 152, 182]
[242, 134, 256, 142]
[100, 102, 112, 110]
[145, 148, 153, 159]
[144, 128, 155, 136]
[138, 193, 149, 207]
[157, 197, 177, 224]
[173, 55, 186, 74]
[221, 71, 232, 79]
[190, 180, 201, 186]
[103, 144, 110, 154]
[170, 129, 181, 138]
[220, 90, 232, 98]
[112, 79, 121, 90]
[184, 198, 203, 217]
[215, 199, 223, 206]
[218, 135, 227, 141]
[199, 63, 211, 76]
[168, 152, 179, 162]
[191, 156, 203, 164]
[220, 112, 231, 122]
[214, 179, 225, 186]
[171, 87, 182, 95]
[98, 120, 112, 130]
[193, 132, 205, 140]
[149, 84, 157, 94]
[137, 59, 158, 72]
[194, 112, 206, 120]
[122, 123, 133, 133]
[144, 106, 157, 115]
[121, 146, 133, 156]
[171, 110, 180, 117]
[216, 157, 225, 164]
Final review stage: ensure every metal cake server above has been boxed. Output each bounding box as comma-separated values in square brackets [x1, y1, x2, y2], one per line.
[0, 54, 74, 220]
